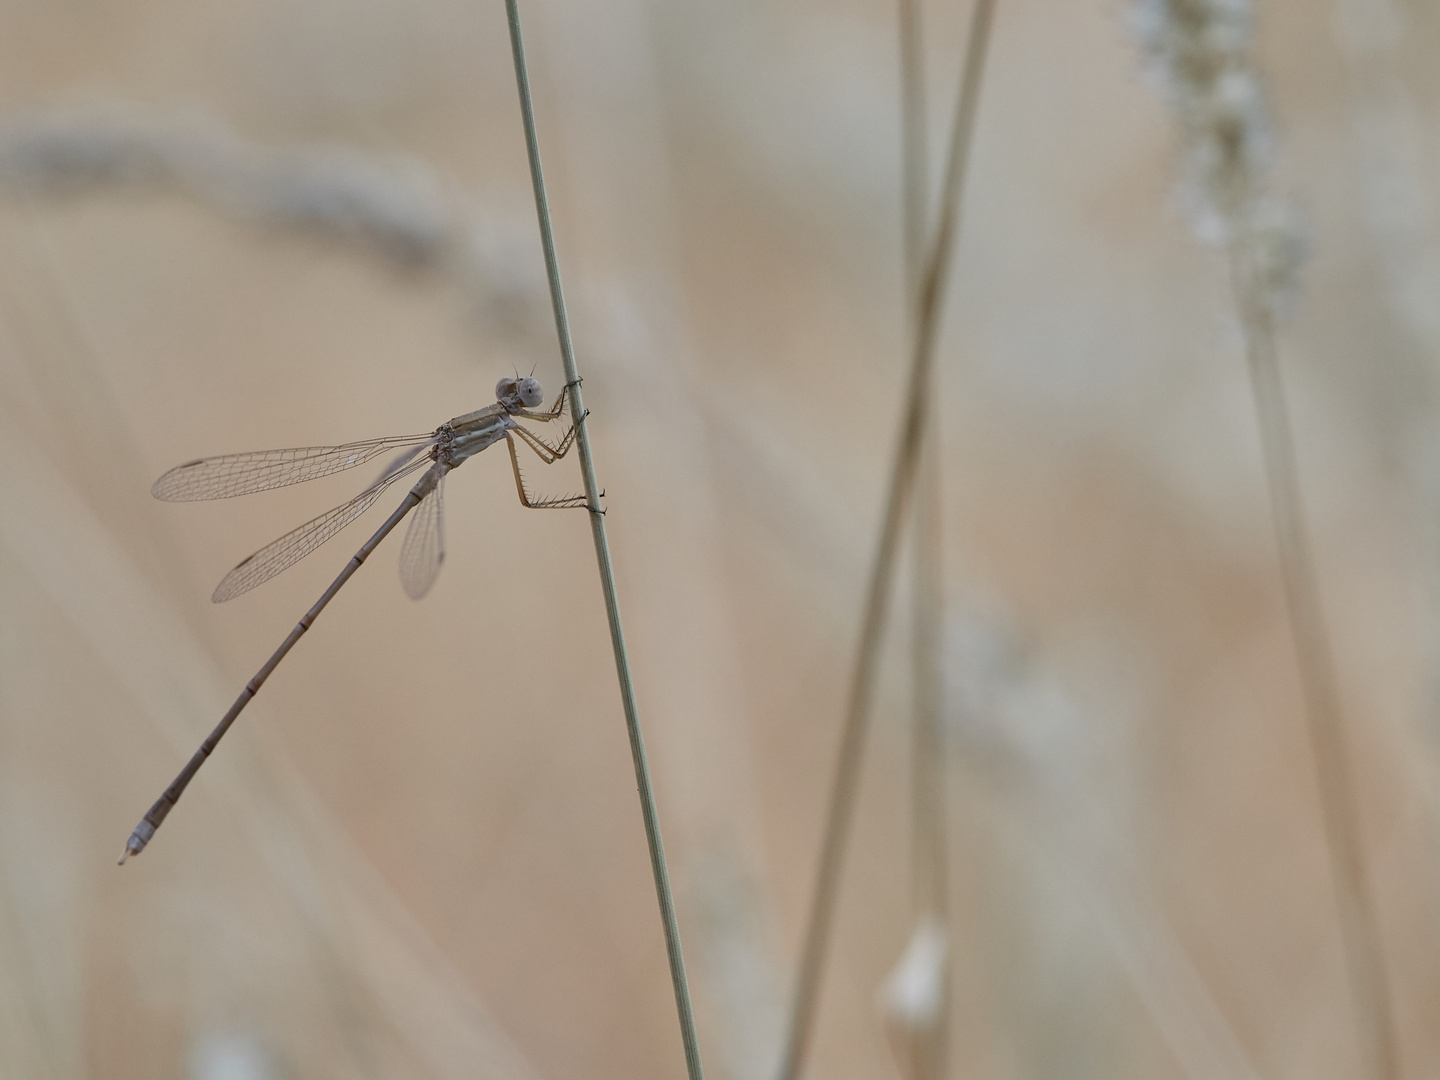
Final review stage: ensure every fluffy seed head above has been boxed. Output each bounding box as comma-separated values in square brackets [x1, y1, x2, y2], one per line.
[1133, 0, 1306, 317]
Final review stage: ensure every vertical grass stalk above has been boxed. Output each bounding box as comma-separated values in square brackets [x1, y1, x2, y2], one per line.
[1231, 248, 1399, 1080]
[775, 2, 997, 1077]
[900, 2, 952, 1079]
[1135, 3, 1399, 1069]
[501, 4, 705, 1078]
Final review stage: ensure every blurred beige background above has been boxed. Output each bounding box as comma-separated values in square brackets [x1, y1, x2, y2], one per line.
[1, 0, 1439, 1077]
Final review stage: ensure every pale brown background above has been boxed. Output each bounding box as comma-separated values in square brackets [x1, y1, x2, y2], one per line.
[1, 0, 1439, 1078]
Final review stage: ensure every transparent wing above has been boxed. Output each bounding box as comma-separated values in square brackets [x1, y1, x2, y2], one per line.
[212, 456, 430, 603]
[373, 442, 431, 486]
[154, 433, 435, 502]
[398, 471, 446, 601]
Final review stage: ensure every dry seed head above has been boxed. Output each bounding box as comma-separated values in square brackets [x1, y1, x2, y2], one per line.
[1135, 0, 1268, 242]
[1237, 197, 1309, 321]
[0, 105, 550, 335]
[1133, 0, 1306, 315]
[878, 916, 949, 1033]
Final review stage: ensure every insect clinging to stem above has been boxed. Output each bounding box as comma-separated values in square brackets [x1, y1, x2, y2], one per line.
[120, 374, 591, 863]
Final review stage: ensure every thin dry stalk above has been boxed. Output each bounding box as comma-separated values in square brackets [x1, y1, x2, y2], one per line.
[775, 2, 997, 1077]
[903, 448, 948, 1080]
[899, 0, 930, 305]
[501, 3, 705, 1079]
[901, 0, 948, 929]
[1231, 248, 1399, 1080]
[899, 1, 951, 1079]
[1135, 1, 1399, 1074]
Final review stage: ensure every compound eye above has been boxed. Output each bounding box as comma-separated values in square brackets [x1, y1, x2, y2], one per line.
[495, 377, 518, 400]
[518, 377, 544, 408]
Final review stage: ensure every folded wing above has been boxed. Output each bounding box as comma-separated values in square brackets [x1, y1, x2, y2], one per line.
[212, 456, 430, 603]
[399, 471, 446, 601]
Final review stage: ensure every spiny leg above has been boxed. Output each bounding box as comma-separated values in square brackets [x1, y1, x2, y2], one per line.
[506, 432, 590, 509]
[511, 418, 577, 461]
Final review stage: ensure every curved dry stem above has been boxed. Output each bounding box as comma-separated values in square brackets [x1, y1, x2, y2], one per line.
[775, 2, 998, 1078]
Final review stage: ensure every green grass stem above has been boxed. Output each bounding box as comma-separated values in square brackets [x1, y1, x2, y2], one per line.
[501, 5, 705, 1078]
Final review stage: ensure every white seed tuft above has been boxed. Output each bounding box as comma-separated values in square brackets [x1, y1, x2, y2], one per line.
[1133, 0, 1307, 319]
[878, 915, 949, 1033]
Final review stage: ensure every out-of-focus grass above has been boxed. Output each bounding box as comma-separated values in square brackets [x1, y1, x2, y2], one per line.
[0, 0, 1438, 1078]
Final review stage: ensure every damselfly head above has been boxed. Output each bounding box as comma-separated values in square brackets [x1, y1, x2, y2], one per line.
[496, 376, 543, 409]
[516, 376, 544, 408]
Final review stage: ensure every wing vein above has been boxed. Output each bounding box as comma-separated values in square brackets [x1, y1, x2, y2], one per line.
[154, 433, 434, 502]
[211, 456, 430, 603]
[398, 471, 446, 601]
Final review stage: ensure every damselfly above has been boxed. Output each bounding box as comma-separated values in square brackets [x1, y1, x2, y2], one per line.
[120, 375, 588, 863]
